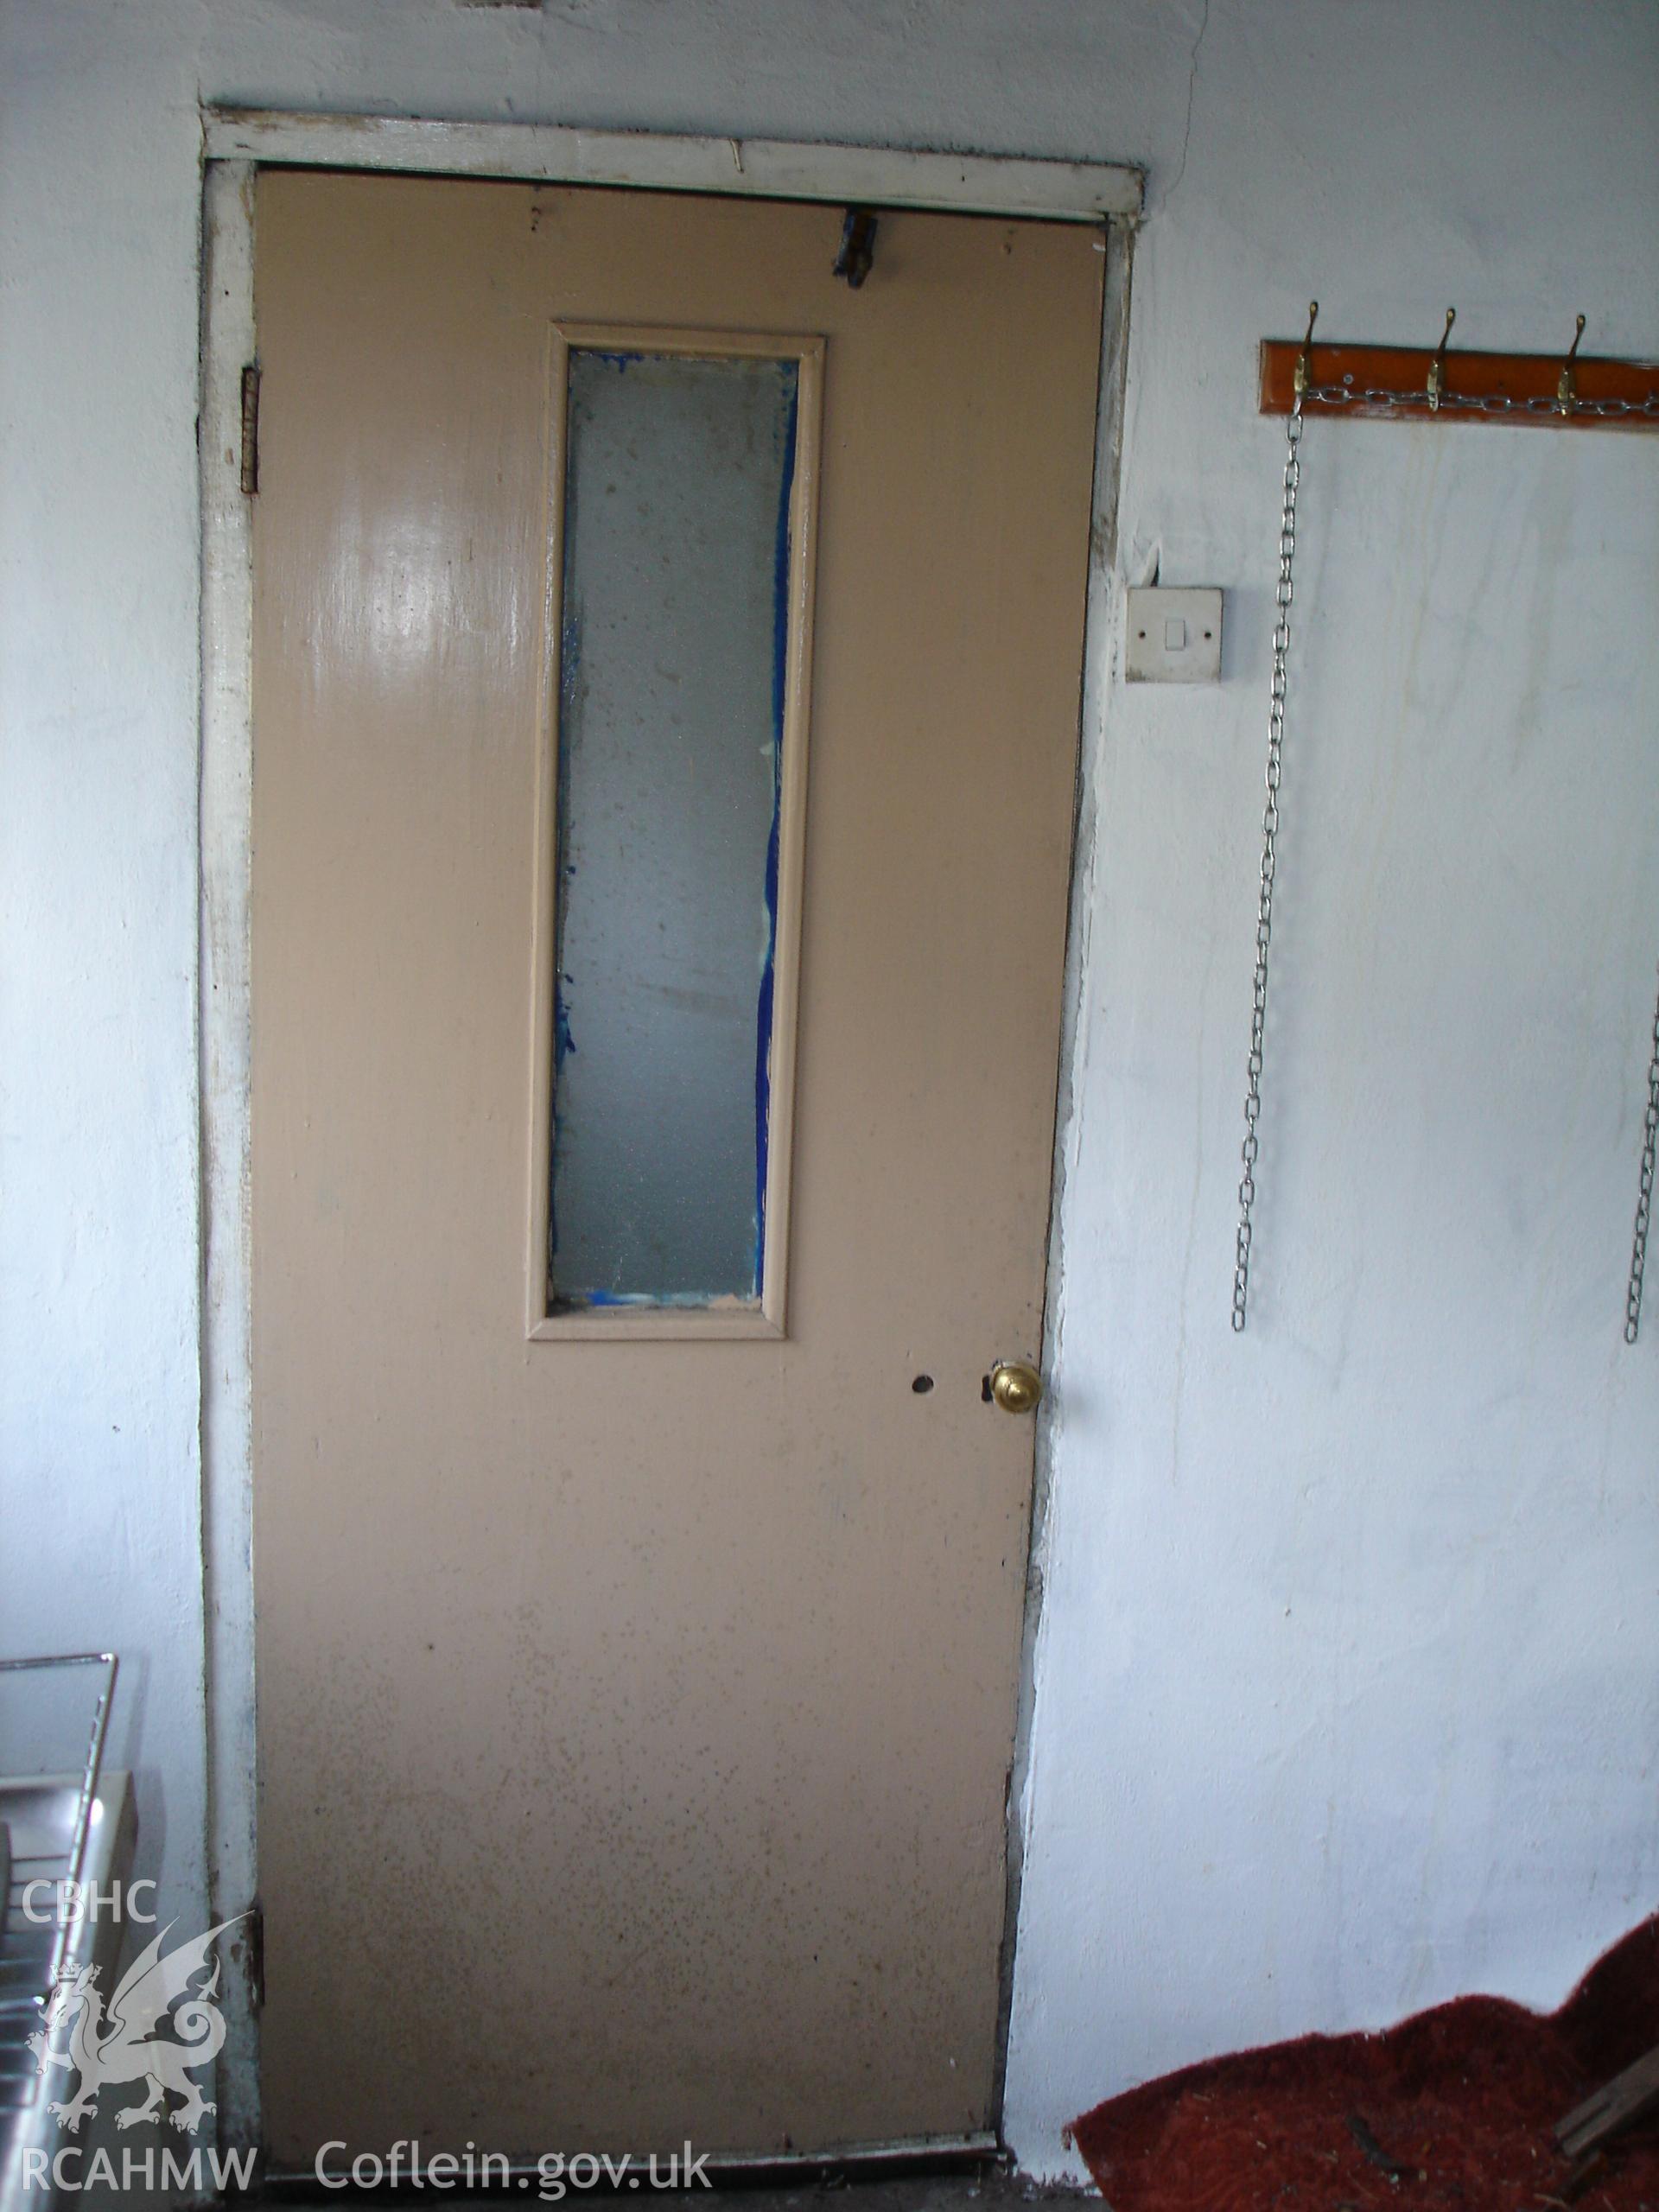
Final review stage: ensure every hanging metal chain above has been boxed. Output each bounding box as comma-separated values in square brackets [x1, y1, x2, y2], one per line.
[1243, 314, 1658, 1340]
[1625, 969, 1659, 1343]
[1233, 395, 1304, 1331]
[1297, 379, 1659, 423]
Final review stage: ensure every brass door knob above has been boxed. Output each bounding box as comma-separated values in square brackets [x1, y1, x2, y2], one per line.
[989, 1361, 1043, 1414]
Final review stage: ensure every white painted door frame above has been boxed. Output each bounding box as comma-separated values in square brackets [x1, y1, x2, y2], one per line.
[197, 106, 1140, 2158]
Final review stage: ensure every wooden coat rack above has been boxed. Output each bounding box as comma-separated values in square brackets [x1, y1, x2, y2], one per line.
[1261, 306, 1659, 430]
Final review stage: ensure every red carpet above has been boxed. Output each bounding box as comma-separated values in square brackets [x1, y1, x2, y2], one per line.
[1071, 1916, 1659, 2212]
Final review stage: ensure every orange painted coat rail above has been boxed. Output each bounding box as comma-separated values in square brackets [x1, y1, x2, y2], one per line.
[1260, 337, 1659, 430]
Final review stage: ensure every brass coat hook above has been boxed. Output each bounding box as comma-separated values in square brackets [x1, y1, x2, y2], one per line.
[1427, 307, 1457, 411]
[1557, 313, 1587, 416]
[1293, 300, 1319, 402]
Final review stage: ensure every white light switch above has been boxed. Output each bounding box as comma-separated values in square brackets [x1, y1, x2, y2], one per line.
[1125, 587, 1223, 683]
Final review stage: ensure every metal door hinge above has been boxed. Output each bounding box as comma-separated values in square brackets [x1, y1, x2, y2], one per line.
[239, 365, 261, 496]
[232, 1900, 265, 2010]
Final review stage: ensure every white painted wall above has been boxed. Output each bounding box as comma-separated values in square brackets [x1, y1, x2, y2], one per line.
[3, 0, 1655, 2185]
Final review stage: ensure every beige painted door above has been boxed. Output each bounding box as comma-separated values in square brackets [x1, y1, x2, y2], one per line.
[251, 169, 1101, 2165]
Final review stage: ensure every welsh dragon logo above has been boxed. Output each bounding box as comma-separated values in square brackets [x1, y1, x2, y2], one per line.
[26, 1916, 242, 2136]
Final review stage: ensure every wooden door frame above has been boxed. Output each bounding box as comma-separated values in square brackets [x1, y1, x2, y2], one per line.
[197, 107, 1141, 2160]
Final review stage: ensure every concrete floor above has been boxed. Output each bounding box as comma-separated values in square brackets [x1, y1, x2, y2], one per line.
[644, 2179, 1084, 2212]
[427, 2174, 1086, 2212]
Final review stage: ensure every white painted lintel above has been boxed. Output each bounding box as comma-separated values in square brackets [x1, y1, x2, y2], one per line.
[203, 107, 1144, 221]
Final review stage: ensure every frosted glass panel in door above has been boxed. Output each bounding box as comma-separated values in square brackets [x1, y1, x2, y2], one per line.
[550, 347, 800, 1307]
